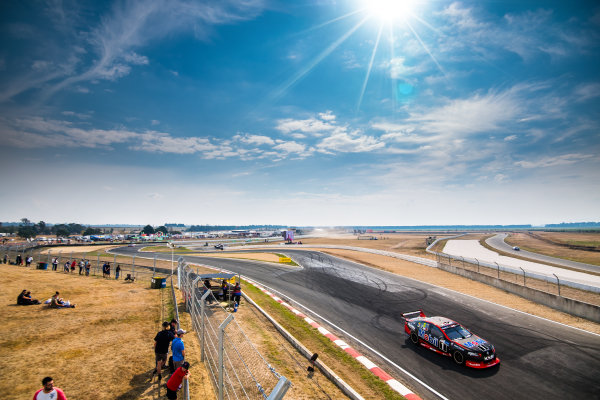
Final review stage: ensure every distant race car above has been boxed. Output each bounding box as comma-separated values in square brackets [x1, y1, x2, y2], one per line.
[513, 246, 520, 251]
[403, 310, 500, 369]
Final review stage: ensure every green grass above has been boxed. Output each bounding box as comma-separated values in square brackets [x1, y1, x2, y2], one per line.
[242, 280, 405, 400]
[140, 245, 194, 253]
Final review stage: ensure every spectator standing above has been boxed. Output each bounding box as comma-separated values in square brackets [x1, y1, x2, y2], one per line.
[63, 261, 70, 273]
[85, 260, 90, 276]
[106, 262, 110, 278]
[171, 329, 186, 370]
[153, 321, 174, 381]
[3, 253, 7, 264]
[232, 282, 242, 306]
[78, 260, 84, 275]
[220, 281, 229, 301]
[165, 361, 190, 400]
[169, 319, 178, 337]
[16, 254, 22, 265]
[70, 260, 76, 273]
[26, 255, 33, 267]
[115, 264, 121, 280]
[33, 376, 68, 400]
[52, 257, 58, 271]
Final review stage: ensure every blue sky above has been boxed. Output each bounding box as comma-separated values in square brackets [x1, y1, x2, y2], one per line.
[0, 0, 598, 226]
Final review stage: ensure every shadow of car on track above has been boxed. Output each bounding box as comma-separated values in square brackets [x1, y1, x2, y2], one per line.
[401, 338, 500, 378]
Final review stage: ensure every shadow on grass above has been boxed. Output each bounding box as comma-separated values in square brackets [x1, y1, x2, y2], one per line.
[114, 368, 160, 400]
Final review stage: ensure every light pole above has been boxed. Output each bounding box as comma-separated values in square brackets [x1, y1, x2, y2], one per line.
[168, 242, 174, 276]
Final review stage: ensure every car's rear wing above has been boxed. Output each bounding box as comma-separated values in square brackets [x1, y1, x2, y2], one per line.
[402, 310, 426, 320]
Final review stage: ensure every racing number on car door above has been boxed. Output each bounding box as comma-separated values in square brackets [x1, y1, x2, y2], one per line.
[430, 326, 448, 353]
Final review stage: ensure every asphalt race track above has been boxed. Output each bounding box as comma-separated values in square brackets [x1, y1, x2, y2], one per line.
[113, 246, 600, 400]
[486, 233, 600, 274]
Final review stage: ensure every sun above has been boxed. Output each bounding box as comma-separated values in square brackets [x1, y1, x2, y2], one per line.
[364, 0, 420, 22]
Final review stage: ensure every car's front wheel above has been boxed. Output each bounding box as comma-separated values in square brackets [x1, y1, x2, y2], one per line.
[452, 350, 465, 365]
[410, 332, 419, 345]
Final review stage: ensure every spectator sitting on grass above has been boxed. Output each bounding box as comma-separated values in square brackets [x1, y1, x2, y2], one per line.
[50, 291, 76, 308]
[33, 376, 68, 400]
[22, 291, 40, 305]
[17, 290, 27, 305]
[18, 290, 40, 305]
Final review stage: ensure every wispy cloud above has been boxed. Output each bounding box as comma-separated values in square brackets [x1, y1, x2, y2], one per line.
[0, 0, 267, 103]
[514, 154, 595, 169]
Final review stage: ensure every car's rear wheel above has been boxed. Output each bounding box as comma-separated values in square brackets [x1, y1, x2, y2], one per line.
[452, 350, 465, 365]
[410, 332, 419, 345]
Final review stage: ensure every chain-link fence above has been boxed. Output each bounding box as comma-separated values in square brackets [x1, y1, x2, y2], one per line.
[178, 258, 291, 400]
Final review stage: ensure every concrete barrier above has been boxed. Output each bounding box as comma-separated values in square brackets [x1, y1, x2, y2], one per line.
[436, 261, 600, 323]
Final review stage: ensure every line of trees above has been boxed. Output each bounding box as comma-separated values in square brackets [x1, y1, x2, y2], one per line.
[141, 225, 169, 235]
[0, 218, 105, 239]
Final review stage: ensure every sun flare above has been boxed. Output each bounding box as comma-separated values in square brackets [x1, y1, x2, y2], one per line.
[364, 0, 419, 22]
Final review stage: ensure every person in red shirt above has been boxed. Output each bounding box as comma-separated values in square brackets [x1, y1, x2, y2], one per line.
[166, 361, 190, 399]
[33, 376, 68, 400]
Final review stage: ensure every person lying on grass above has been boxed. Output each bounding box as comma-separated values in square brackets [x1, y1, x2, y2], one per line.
[50, 291, 76, 308]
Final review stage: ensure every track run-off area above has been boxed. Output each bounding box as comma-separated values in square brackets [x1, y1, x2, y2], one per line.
[111, 245, 600, 400]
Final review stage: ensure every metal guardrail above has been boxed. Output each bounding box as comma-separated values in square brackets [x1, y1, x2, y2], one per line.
[177, 258, 290, 400]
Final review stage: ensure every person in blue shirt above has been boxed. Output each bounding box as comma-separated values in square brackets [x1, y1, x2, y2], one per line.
[172, 329, 186, 371]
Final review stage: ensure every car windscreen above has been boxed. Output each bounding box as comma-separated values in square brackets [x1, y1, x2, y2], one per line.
[443, 325, 472, 340]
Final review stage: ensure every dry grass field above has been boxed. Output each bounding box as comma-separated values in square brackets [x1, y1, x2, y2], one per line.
[0, 254, 357, 400]
[505, 232, 600, 265]
[0, 263, 179, 399]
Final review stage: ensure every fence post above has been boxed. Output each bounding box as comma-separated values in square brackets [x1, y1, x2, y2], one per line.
[475, 258, 480, 273]
[519, 267, 526, 286]
[461, 256, 465, 269]
[267, 376, 292, 400]
[47, 249, 51, 264]
[200, 282, 210, 362]
[153, 254, 156, 275]
[218, 314, 235, 400]
[553, 273, 561, 296]
[97, 254, 100, 276]
[132, 255, 136, 278]
[494, 262, 500, 279]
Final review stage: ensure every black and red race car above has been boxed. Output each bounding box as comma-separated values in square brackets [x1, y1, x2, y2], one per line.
[402, 310, 500, 369]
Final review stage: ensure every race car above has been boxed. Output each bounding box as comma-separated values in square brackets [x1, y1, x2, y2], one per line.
[402, 310, 500, 369]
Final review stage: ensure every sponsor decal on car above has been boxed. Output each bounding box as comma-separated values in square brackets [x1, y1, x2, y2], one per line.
[463, 338, 487, 348]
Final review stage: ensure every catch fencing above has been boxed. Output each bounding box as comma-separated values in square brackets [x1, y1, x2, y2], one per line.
[426, 238, 600, 294]
[177, 258, 291, 400]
